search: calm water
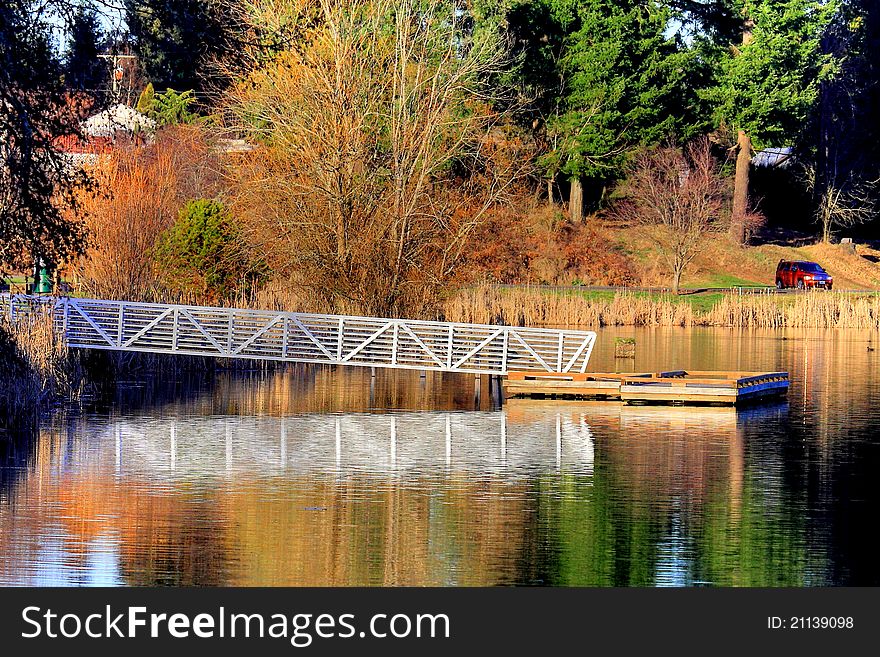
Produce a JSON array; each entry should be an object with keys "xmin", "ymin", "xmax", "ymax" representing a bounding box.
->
[{"xmin": 2, "ymin": 327, "xmax": 879, "ymax": 586}]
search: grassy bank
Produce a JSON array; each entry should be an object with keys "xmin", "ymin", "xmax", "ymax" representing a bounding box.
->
[
  {"xmin": 0, "ymin": 314, "xmax": 83, "ymax": 426},
  {"xmin": 445, "ymin": 286, "xmax": 880, "ymax": 329}
]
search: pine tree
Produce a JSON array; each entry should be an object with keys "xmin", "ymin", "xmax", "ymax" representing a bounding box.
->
[
  {"xmin": 705, "ymin": 0, "xmax": 836, "ymax": 242},
  {"xmin": 541, "ymin": 0, "xmax": 698, "ymax": 220},
  {"xmin": 124, "ymin": 0, "xmax": 231, "ymax": 95},
  {"xmin": 64, "ymin": 3, "xmax": 105, "ymax": 93},
  {"xmin": 484, "ymin": 0, "xmax": 699, "ymax": 219}
]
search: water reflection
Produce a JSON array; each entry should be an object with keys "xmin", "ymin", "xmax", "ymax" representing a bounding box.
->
[
  {"xmin": 1, "ymin": 327, "xmax": 879, "ymax": 586},
  {"xmin": 2, "ymin": 401, "xmax": 794, "ymax": 586},
  {"xmin": 65, "ymin": 411, "xmax": 595, "ymax": 480}
]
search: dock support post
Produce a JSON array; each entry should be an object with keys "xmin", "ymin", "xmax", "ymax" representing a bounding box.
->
[
  {"xmin": 474, "ymin": 374, "xmax": 481, "ymax": 409},
  {"xmin": 171, "ymin": 422, "xmax": 177, "ymax": 470},
  {"xmin": 445, "ymin": 415, "xmax": 451, "ymax": 466},
  {"xmin": 491, "ymin": 375, "xmax": 504, "ymax": 406},
  {"xmin": 335, "ymin": 417, "xmax": 341, "ymax": 467}
]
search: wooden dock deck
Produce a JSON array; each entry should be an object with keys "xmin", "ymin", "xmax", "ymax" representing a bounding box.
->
[{"xmin": 502, "ymin": 370, "xmax": 789, "ymax": 406}]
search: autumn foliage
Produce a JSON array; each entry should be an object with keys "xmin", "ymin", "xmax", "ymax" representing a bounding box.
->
[
  {"xmin": 464, "ymin": 202, "xmax": 636, "ymax": 286},
  {"xmin": 71, "ymin": 127, "xmax": 220, "ymax": 300}
]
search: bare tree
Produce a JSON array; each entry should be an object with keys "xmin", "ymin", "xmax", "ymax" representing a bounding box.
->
[
  {"xmin": 803, "ymin": 165, "xmax": 878, "ymax": 243},
  {"xmin": 622, "ymin": 138, "xmax": 727, "ymax": 294},
  {"xmin": 221, "ymin": 0, "xmax": 528, "ymax": 317}
]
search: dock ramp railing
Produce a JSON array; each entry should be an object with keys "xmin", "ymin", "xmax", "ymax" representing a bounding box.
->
[{"xmin": 1, "ymin": 296, "xmax": 598, "ymax": 375}]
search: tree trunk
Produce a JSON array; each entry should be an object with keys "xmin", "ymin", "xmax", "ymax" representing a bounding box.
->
[
  {"xmin": 730, "ymin": 129, "xmax": 751, "ymax": 244},
  {"xmin": 569, "ymin": 176, "xmax": 584, "ymax": 223},
  {"xmin": 547, "ymin": 177, "xmax": 554, "ymax": 204},
  {"xmin": 672, "ymin": 267, "xmax": 682, "ymax": 295},
  {"xmin": 822, "ymin": 209, "xmax": 832, "ymax": 243}
]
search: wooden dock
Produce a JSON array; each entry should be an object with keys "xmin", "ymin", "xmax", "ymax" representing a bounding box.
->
[{"xmin": 502, "ymin": 370, "xmax": 789, "ymax": 406}]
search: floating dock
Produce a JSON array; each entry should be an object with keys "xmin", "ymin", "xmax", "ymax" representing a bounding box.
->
[{"xmin": 502, "ymin": 370, "xmax": 789, "ymax": 406}]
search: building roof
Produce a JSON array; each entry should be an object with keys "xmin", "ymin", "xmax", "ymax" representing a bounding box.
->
[
  {"xmin": 752, "ymin": 146, "xmax": 793, "ymax": 169},
  {"xmin": 81, "ymin": 104, "xmax": 156, "ymax": 138}
]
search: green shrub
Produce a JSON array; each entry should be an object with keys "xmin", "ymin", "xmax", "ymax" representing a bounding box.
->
[
  {"xmin": 155, "ymin": 199, "xmax": 264, "ymax": 301},
  {"xmin": 137, "ymin": 85, "xmax": 198, "ymax": 127}
]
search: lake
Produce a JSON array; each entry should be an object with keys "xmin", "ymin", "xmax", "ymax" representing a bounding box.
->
[{"xmin": 1, "ymin": 327, "xmax": 878, "ymax": 586}]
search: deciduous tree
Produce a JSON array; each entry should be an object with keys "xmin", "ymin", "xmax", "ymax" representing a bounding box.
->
[
  {"xmin": 622, "ymin": 138, "xmax": 727, "ymax": 294},
  {"xmin": 224, "ymin": 0, "xmax": 527, "ymax": 316},
  {"xmin": 0, "ymin": 2, "xmax": 89, "ymax": 274}
]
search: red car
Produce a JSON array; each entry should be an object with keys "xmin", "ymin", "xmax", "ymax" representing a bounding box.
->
[{"xmin": 775, "ymin": 260, "xmax": 833, "ymax": 290}]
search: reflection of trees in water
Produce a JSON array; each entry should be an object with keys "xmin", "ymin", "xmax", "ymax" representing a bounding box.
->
[
  {"xmin": 4, "ymin": 401, "xmax": 812, "ymax": 587},
  {"xmin": 4, "ymin": 323, "xmax": 880, "ymax": 586},
  {"xmin": 104, "ymin": 365, "xmax": 497, "ymax": 418},
  {"xmin": 0, "ymin": 423, "xmax": 38, "ymax": 501},
  {"xmin": 0, "ymin": 409, "xmax": 587, "ymax": 586},
  {"xmin": 521, "ymin": 402, "xmax": 822, "ymax": 586},
  {"xmin": 0, "ymin": 427, "xmax": 229, "ymax": 586}
]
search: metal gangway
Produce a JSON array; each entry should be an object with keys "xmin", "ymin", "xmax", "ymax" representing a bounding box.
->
[{"xmin": 3, "ymin": 295, "xmax": 596, "ymax": 375}]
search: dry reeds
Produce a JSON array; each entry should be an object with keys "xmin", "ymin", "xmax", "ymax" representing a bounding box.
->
[
  {"xmin": 444, "ymin": 285, "xmax": 880, "ymax": 329},
  {"xmin": 705, "ymin": 292, "xmax": 880, "ymax": 329},
  {"xmin": 0, "ymin": 312, "xmax": 82, "ymax": 424},
  {"xmin": 444, "ymin": 286, "xmax": 695, "ymax": 327}
]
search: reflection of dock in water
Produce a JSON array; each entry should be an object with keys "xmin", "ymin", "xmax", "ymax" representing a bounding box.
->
[
  {"xmin": 95, "ymin": 410, "xmax": 596, "ymax": 481},
  {"xmin": 505, "ymin": 398, "xmax": 788, "ymax": 430}
]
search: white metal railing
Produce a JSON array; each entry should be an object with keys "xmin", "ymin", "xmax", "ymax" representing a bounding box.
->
[
  {"xmin": 0, "ymin": 293, "xmax": 55, "ymax": 322},
  {"xmin": 34, "ymin": 296, "xmax": 596, "ymax": 375}
]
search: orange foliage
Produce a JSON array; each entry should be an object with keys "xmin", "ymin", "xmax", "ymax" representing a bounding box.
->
[
  {"xmin": 72, "ymin": 127, "xmax": 220, "ymax": 300},
  {"xmin": 463, "ymin": 200, "xmax": 636, "ymax": 286}
]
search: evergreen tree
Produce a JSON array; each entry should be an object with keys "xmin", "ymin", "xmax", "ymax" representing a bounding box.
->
[
  {"xmin": 136, "ymin": 81, "xmax": 156, "ymax": 114},
  {"xmin": 698, "ymin": 0, "xmax": 836, "ymax": 242},
  {"xmin": 543, "ymin": 0, "xmax": 699, "ymax": 219},
  {"xmin": 478, "ymin": 0, "xmax": 699, "ymax": 219},
  {"xmin": 124, "ymin": 0, "xmax": 231, "ymax": 95},
  {"xmin": 64, "ymin": 2, "xmax": 105, "ymax": 93}
]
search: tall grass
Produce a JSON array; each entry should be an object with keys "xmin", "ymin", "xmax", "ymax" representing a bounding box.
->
[
  {"xmin": 445, "ymin": 285, "xmax": 880, "ymax": 329},
  {"xmin": 0, "ymin": 313, "xmax": 83, "ymax": 425},
  {"xmin": 445, "ymin": 286, "xmax": 696, "ymax": 327},
  {"xmin": 705, "ymin": 292, "xmax": 880, "ymax": 329}
]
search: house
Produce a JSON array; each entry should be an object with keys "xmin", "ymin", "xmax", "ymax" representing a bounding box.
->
[{"xmin": 55, "ymin": 104, "xmax": 156, "ymax": 166}]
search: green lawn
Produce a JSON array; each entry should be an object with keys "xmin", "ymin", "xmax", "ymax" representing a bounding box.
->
[
  {"xmin": 541, "ymin": 286, "xmax": 730, "ymax": 314},
  {"xmin": 675, "ymin": 292, "xmax": 726, "ymax": 313},
  {"xmin": 682, "ymin": 272, "xmax": 766, "ymax": 289}
]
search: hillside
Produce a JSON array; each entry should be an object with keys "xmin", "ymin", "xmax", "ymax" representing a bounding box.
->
[{"xmin": 606, "ymin": 226, "xmax": 880, "ymax": 290}]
